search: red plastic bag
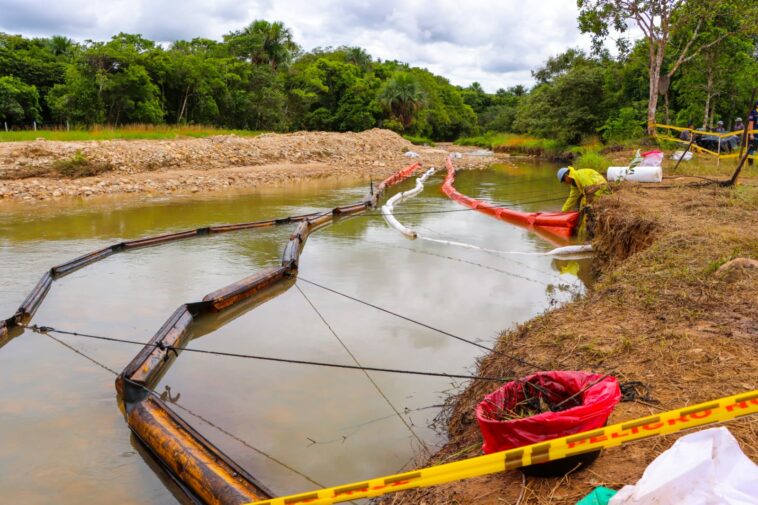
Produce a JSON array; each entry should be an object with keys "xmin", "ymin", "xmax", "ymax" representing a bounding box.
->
[{"xmin": 476, "ymin": 371, "xmax": 620, "ymax": 454}]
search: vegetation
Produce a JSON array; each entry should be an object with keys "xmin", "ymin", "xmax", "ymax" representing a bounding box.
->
[
  {"xmin": 0, "ymin": 26, "xmax": 477, "ymax": 141},
  {"xmin": 0, "ymin": 125, "xmax": 263, "ymax": 142},
  {"xmin": 456, "ymin": 133, "xmax": 562, "ymax": 158},
  {"xmin": 51, "ymin": 150, "xmax": 113, "ymax": 178},
  {"xmin": 1, "ymin": 3, "xmax": 756, "ymax": 147}
]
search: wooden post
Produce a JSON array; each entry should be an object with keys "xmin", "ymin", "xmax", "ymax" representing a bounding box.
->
[
  {"xmin": 3, "ymin": 121, "xmax": 7, "ymax": 132},
  {"xmin": 66, "ymin": 120, "xmax": 70, "ymax": 132},
  {"xmin": 33, "ymin": 121, "xmax": 37, "ymax": 131}
]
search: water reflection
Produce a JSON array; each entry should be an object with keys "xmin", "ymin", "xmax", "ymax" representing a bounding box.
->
[{"xmin": 0, "ymin": 160, "xmax": 589, "ymax": 504}]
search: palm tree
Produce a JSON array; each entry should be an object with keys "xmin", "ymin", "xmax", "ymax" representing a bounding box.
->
[
  {"xmin": 378, "ymin": 73, "xmax": 425, "ymax": 130},
  {"xmin": 47, "ymin": 35, "xmax": 74, "ymax": 58},
  {"xmin": 226, "ymin": 21, "xmax": 299, "ymax": 69}
]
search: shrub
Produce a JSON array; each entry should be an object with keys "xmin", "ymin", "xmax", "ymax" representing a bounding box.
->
[
  {"xmin": 52, "ymin": 150, "xmax": 113, "ymax": 178},
  {"xmin": 574, "ymin": 151, "xmax": 611, "ymax": 171},
  {"xmin": 598, "ymin": 107, "xmax": 645, "ymax": 142}
]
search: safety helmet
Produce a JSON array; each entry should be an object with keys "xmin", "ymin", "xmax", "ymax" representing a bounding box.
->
[
  {"xmin": 557, "ymin": 167, "xmax": 570, "ymax": 182},
  {"xmin": 736, "ymin": 117, "xmax": 743, "ymax": 122},
  {"xmin": 717, "ymin": 120, "xmax": 723, "ymax": 125}
]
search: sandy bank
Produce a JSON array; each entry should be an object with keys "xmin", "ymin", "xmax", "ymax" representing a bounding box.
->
[{"xmin": 0, "ymin": 130, "xmax": 494, "ymax": 202}]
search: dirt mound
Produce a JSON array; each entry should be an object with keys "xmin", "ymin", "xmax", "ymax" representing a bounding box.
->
[
  {"xmin": 0, "ymin": 129, "xmax": 416, "ymax": 178},
  {"xmin": 0, "ymin": 131, "xmax": 497, "ymax": 201}
]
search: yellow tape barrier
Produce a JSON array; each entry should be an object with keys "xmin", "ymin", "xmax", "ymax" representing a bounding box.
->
[
  {"xmin": 654, "ymin": 123, "xmax": 753, "ymax": 139},
  {"xmin": 654, "ymin": 123, "xmax": 757, "ymax": 160},
  {"xmin": 249, "ymin": 390, "xmax": 758, "ymax": 505}
]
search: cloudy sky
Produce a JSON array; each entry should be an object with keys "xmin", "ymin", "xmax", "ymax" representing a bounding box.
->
[{"xmin": 0, "ymin": 0, "xmax": 594, "ymax": 91}]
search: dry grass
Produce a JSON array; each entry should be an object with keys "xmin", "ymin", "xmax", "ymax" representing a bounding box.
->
[{"xmin": 378, "ymin": 180, "xmax": 758, "ymax": 504}]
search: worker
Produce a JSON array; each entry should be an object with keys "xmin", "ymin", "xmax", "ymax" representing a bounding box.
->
[{"xmin": 557, "ymin": 166, "xmax": 610, "ymax": 239}]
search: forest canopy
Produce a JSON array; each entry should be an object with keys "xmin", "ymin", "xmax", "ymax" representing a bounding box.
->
[{"xmin": 1, "ymin": 8, "xmax": 756, "ymax": 144}]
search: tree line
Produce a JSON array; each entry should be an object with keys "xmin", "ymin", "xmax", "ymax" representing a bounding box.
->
[
  {"xmin": 1, "ymin": 2, "xmax": 756, "ymax": 144},
  {"xmin": 0, "ymin": 22, "xmax": 477, "ymax": 140}
]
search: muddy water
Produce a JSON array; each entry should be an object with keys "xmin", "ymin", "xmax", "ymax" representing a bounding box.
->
[{"xmin": 0, "ymin": 161, "xmax": 587, "ymax": 504}]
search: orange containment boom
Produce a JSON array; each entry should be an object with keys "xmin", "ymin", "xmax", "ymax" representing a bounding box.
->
[{"xmin": 442, "ymin": 157, "xmax": 578, "ymax": 242}]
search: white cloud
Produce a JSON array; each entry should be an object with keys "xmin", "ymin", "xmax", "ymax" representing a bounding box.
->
[{"xmin": 0, "ymin": 0, "xmax": 594, "ymax": 91}]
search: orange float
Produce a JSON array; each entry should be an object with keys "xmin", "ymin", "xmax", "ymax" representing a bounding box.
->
[{"xmin": 442, "ymin": 157, "xmax": 578, "ymax": 243}]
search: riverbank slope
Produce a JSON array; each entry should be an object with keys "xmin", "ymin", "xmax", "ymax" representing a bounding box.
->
[{"xmin": 381, "ymin": 179, "xmax": 758, "ymax": 504}]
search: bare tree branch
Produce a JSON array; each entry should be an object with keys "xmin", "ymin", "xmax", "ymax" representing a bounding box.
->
[
  {"xmin": 666, "ymin": 18, "xmax": 702, "ymax": 76},
  {"xmin": 669, "ymin": 32, "xmax": 731, "ymax": 76}
]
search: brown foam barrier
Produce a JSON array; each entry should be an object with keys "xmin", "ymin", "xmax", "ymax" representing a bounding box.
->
[{"xmin": 4, "ymin": 161, "xmax": 422, "ymax": 504}]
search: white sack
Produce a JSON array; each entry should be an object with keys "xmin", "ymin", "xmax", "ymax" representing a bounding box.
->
[{"xmin": 607, "ymin": 166, "xmax": 662, "ymax": 183}]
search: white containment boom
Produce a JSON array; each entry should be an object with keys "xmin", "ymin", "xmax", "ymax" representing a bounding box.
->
[
  {"xmin": 381, "ymin": 167, "xmax": 436, "ymax": 239},
  {"xmin": 607, "ymin": 166, "xmax": 662, "ymax": 183}
]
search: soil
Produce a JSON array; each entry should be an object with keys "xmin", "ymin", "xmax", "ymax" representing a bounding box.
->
[
  {"xmin": 378, "ymin": 179, "xmax": 758, "ymax": 505},
  {"xmin": 0, "ymin": 130, "xmax": 492, "ymax": 201}
]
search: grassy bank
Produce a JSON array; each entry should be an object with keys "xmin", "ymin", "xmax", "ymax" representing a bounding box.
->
[
  {"xmin": 0, "ymin": 125, "xmax": 264, "ymax": 142},
  {"xmin": 380, "ymin": 178, "xmax": 758, "ymax": 504},
  {"xmin": 455, "ymin": 132, "xmax": 563, "ymax": 158}
]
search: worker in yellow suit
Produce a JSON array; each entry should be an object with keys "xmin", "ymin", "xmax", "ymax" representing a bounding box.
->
[{"xmin": 557, "ymin": 166, "xmax": 610, "ymax": 239}]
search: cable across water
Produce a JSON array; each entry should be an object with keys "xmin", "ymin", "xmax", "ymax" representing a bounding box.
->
[{"xmin": 27, "ymin": 324, "xmax": 514, "ymax": 382}]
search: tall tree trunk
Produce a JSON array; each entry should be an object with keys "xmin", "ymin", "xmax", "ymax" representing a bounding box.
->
[
  {"xmin": 664, "ymin": 91, "xmax": 670, "ymax": 125},
  {"xmin": 703, "ymin": 67, "xmax": 714, "ymax": 128},
  {"xmin": 647, "ymin": 40, "xmax": 665, "ymax": 134},
  {"xmin": 178, "ymin": 83, "xmax": 191, "ymax": 124}
]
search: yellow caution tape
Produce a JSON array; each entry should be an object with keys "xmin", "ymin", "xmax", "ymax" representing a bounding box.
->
[
  {"xmin": 248, "ymin": 390, "xmax": 758, "ymax": 505},
  {"xmin": 653, "ymin": 134, "xmax": 757, "ymax": 160},
  {"xmin": 655, "ymin": 123, "xmax": 754, "ymax": 138}
]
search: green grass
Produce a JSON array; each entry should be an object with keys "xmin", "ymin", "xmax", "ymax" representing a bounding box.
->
[
  {"xmin": 574, "ymin": 150, "xmax": 611, "ymax": 171},
  {"xmin": 455, "ymin": 132, "xmax": 563, "ymax": 157},
  {"xmin": 52, "ymin": 150, "xmax": 113, "ymax": 178},
  {"xmin": 402, "ymin": 134, "xmax": 435, "ymax": 146},
  {"xmin": 0, "ymin": 124, "xmax": 265, "ymax": 142}
]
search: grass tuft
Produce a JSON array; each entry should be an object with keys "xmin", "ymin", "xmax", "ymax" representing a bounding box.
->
[{"xmin": 51, "ymin": 151, "xmax": 113, "ymax": 178}]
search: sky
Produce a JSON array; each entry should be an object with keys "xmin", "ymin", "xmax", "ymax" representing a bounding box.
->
[{"xmin": 0, "ymin": 0, "xmax": 595, "ymax": 92}]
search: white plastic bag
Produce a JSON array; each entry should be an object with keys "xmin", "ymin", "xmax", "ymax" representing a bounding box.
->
[
  {"xmin": 610, "ymin": 427, "xmax": 758, "ymax": 505},
  {"xmin": 639, "ymin": 150, "xmax": 664, "ymax": 167}
]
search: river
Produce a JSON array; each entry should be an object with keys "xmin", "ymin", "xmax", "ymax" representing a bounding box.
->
[{"xmin": 0, "ymin": 160, "xmax": 589, "ymax": 504}]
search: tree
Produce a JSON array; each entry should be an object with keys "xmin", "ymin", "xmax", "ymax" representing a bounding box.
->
[
  {"xmin": 0, "ymin": 76, "xmax": 41, "ymax": 124},
  {"xmin": 378, "ymin": 73, "xmax": 425, "ymax": 130},
  {"xmin": 513, "ymin": 52, "xmax": 610, "ymax": 144},
  {"xmin": 577, "ymin": 0, "xmax": 758, "ymax": 133},
  {"xmin": 225, "ymin": 21, "xmax": 299, "ymax": 69}
]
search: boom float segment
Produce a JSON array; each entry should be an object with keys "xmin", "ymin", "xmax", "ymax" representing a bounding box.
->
[
  {"xmin": 442, "ymin": 157, "xmax": 578, "ymax": 242},
  {"xmin": 3, "ymin": 161, "xmax": 422, "ymax": 504}
]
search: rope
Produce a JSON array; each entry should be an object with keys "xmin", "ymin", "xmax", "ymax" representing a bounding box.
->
[
  {"xmin": 39, "ymin": 328, "xmax": 327, "ymax": 488},
  {"xmin": 363, "ymin": 238, "xmax": 552, "ymax": 284},
  {"xmin": 295, "ymin": 278, "xmax": 547, "ymax": 372},
  {"xmin": 296, "ymin": 284, "xmax": 432, "ymax": 456},
  {"xmin": 27, "ymin": 325, "xmax": 511, "ymax": 382}
]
